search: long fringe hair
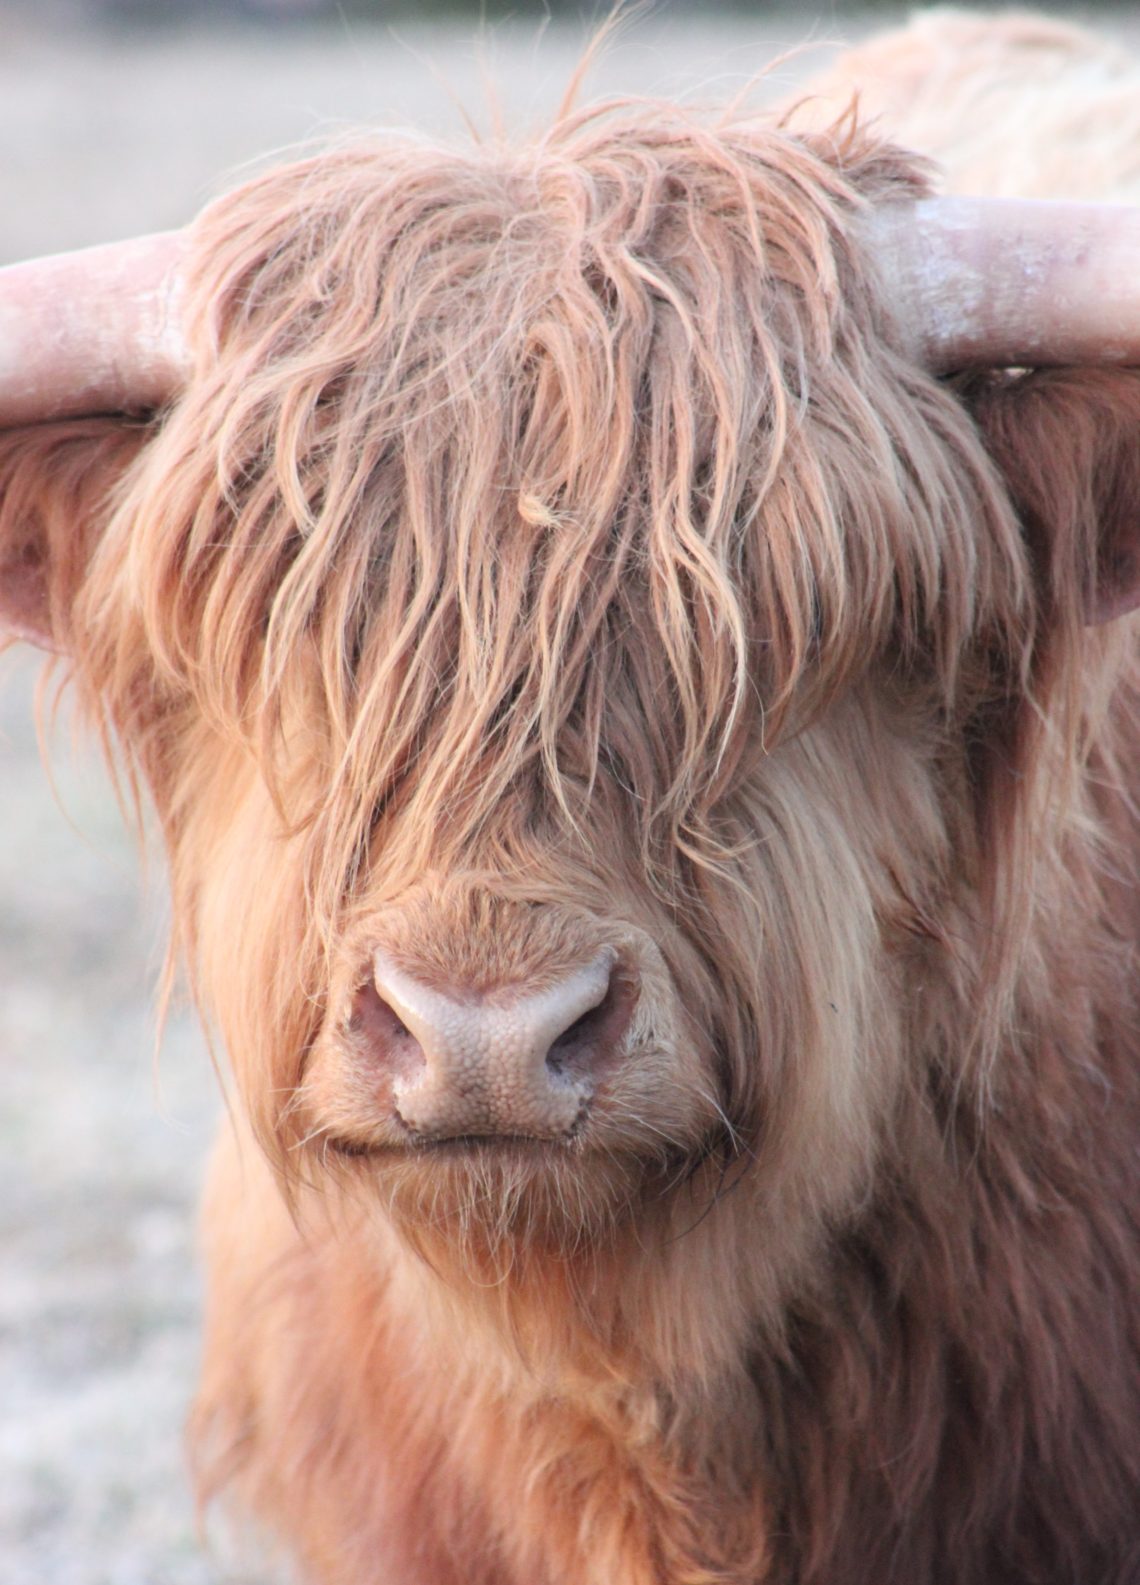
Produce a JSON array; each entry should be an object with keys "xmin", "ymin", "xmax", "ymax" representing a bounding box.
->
[{"xmin": 69, "ymin": 100, "xmax": 1043, "ymax": 1118}]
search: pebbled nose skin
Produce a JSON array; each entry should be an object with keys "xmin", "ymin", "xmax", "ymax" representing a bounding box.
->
[{"xmin": 364, "ymin": 948, "xmax": 629, "ymax": 1140}]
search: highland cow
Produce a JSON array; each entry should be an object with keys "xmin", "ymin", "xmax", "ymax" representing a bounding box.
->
[{"xmin": 1, "ymin": 13, "xmax": 1138, "ymax": 1584}]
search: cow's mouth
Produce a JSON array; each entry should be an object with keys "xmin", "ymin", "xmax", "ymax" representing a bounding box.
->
[
  {"xmin": 325, "ymin": 1130, "xmax": 584, "ymax": 1160},
  {"xmin": 318, "ymin": 1121, "xmax": 746, "ymax": 1274},
  {"xmin": 321, "ymin": 1117, "xmax": 735, "ymax": 1194}
]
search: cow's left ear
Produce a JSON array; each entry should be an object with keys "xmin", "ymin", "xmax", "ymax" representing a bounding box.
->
[
  {"xmin": 0, "ymin": 419, "xmax": 147, "ymax": 652},
  {"xmin": 967, "ymin": 367, "xmax": 1140, "ymax": 626}
]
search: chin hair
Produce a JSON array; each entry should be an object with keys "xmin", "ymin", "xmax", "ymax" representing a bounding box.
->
[{"xmin": 332, "ymin": 1137, "xmax": 685, "ymax": 1272}]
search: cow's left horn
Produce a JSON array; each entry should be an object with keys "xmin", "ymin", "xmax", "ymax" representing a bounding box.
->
[
  {"xmin": 0, "ymin": 231, "xmax": 188, "ymax": 426},
  {"xmin": 869, "ymin": 197, "xmax": 1140, "ymax": 373}
]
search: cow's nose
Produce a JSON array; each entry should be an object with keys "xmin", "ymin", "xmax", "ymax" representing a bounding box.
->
[{"xmin": 355, "ymin": 949, "xmax": 634, "ymax": 1140}]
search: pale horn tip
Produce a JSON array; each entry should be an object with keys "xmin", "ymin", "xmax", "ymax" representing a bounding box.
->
[{"xmin": 0, "ymin": 229, "xmax": 190, "ymax": 427}]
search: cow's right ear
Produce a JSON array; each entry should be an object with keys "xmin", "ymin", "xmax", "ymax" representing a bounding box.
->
[
  {"xmin": 0, "ymin": 419, "xmax": 148, "ymax": 652},
  {"xmin": 966, "ymin": 367, "xmax": 1140, "ymax": 628}
]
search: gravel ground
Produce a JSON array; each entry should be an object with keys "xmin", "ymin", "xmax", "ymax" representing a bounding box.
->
[{"xmin": 0, "ymin": 8, "xmax": 1134, "ymax": 1582}]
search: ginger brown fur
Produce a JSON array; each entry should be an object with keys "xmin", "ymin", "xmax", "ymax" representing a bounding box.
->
[{"xmin": 0, "ymin": 15, "xmax": 1137, "ymax": 1583}]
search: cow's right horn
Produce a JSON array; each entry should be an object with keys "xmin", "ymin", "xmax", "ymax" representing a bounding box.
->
[{"xmin": 0, "ymin": 231, "xmax": 188, "ymax": 426}]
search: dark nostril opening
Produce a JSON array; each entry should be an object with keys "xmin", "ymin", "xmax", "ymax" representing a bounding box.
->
[
  {"xmin": 550, "ymin": 1006, "xmax": 602, "ymax": 1053},
  {"xmin": 546, "ymin": 966, "xmax": 637, "ymax": 1078}
]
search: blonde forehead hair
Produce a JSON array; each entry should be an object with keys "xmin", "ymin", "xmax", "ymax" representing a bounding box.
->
[{"xmin": 90, "ymin": 98, "xmax": 1025, "ymax": 906}]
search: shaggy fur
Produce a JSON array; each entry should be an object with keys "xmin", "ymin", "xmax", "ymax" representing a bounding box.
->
[
  {"xmin": 1, "ymin": 13, "xmax": 1137, "ymax": 1584},
  {"xmin": 797, "ymin": 9, "xmax": 1140, "ymax": 200}
]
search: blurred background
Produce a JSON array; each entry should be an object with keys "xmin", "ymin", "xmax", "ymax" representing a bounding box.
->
[
  {"xmin": 0, "ymin": 3, "xmax": 1132, "ymax": 1582},
  {"xmin": 11, "ymin": 0, "xmax": 1120, "ymax": 22}
]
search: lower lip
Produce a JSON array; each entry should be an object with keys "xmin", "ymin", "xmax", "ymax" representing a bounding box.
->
[{"xmin": 326, "ymin": 1132, "xmax": 572, "ymax": 1160}]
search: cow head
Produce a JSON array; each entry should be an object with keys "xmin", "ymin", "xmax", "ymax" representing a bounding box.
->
[{"xmin": 3, "ymin": 106, "xmax": 1139, "ymax": 1346}]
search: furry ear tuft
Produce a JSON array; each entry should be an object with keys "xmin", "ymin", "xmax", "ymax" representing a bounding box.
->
[
  {"xmin": 968, "ymin": 366, "xmax": 1140, "ymax": 627},
  {"xmin": 0, "ymin": 419, "xmax": 148, "ymax": 651}
]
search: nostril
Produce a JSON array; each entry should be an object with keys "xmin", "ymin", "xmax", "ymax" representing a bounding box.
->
[
  {"xmin": 546, "ymin": 1001, "xmax": 607, "ymax": 1073},
  {"xmin": 548, "ymin": 1005, "xmax": 601, "ymax": 1059},
  {"xmin": 545, "ymin": 966, "xmax": 637, "ymax": 1079},
  {"xmin": 349, "ymin": 979, "xmax": 424, "ymax": 1079}
]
